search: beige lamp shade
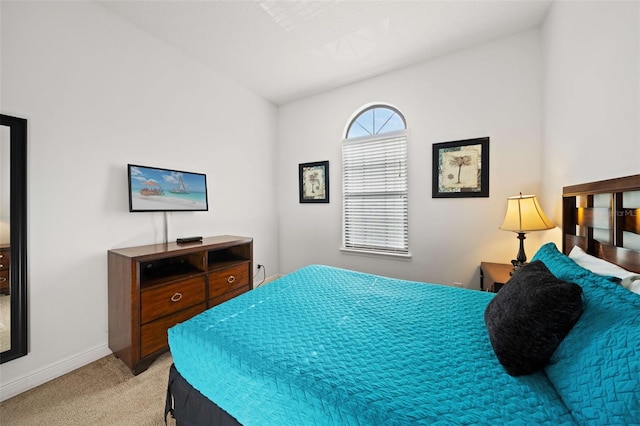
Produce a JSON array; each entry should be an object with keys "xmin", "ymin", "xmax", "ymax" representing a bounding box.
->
[{"xmin": 500, "ymin": 194, "xmax": 555, "ymax": 232}]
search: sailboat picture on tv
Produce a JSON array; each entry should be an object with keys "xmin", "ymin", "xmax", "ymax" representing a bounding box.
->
[{"xmin": 128, "ymin": 164, "xmax": 209, "ymax": 212}]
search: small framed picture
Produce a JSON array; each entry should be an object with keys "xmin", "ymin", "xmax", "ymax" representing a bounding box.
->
[
  {"xmin": 432, "ymin": 137, "xmax": 489, "ymax": 198},
  {"xmin": 299, "ymin": 161, "xmax": 329, "ymax": 203}
]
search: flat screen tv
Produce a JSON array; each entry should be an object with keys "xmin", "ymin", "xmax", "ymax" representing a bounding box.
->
[{"xmin": 128, "ymin": 164, "xmax": 209, "ymax": 212}]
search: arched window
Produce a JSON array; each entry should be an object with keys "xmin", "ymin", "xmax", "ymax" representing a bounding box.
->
[
  {"xmin": 342, "ymin": 104, "xmax": 409, "ymax": 256},
  {"xmin": 346, "ymin": 105, "xmax": 406, "ymax": 138}
]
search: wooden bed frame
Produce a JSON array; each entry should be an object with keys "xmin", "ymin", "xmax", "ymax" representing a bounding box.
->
[{"xmin": 562, "ymin": 174, "xmax": 640, "ymax": 273}]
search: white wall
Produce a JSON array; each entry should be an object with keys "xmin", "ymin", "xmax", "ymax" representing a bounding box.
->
[
  {"xmin": 277, "ymin": 30, "xmax": 548, "ymax": 287},
  {"xmin": 0, "ymin": 1, "xmax": 278, "ymax": 399},
  {"xmin": 541, "ymin": 0, "xmax": 640, "ymax": 238}
]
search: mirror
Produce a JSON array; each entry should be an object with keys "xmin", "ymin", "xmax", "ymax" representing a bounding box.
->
[{"xmin": 0, "ymin": 114, "xmax": 28, "ymax": 363}]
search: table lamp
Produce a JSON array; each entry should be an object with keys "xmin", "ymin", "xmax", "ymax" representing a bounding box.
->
[{"xmin": 500, "ymin": 193, "xmax": 555, "ymax": 270}]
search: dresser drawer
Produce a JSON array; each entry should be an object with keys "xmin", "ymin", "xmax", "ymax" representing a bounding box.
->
[
  {"xmin": 141, "ymin": 276, "xmax": 206, "ymax": 324},
  {"xmin": 0, "ymin": 269, "xmax": 9, "ymax": 293},
  {"xmin": 208, "ymin": 263, "xmax": 249, "ymax": 299},
  {"xmin": 140, "ymin": 303, "xmax": 206, "ymax": 358},
  {"xmin": 0, "ymin": 249, "xmax": 9, "ymax": 271},
  {"xmin": 209, "ymin": 284, "xmax": 249, "ymax": 307}
]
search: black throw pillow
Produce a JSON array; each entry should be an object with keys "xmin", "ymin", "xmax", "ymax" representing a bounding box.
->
[{"xmin": 484, "ymin": 260, "xmax": 583, "ymax": 376}]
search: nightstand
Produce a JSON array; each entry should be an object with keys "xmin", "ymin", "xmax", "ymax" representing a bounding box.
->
[{"xmin": 480, "ymin": 262, "xmax": 513, "ymax": 293}]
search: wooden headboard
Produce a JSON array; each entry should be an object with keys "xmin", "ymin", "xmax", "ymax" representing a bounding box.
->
[{"xmin": 563, "ymin": 174, "xmax": 640, "ymax": 273}]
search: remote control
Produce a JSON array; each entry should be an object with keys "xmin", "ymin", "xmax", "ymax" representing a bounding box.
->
[{"xmin": 176, "ymin": 236, "xmax": 203, "ymax": 244}]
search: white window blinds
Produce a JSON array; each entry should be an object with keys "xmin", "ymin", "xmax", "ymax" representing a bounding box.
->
[{"xmin": 342, "ymin": 131, "xmax": 408, "ymax": 254}]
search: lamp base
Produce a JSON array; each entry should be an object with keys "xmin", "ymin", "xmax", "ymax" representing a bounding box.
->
[
  {"xmin": 510, "ymin": 259, "xmax": 526, "ymax": 275},
  {"xmin": 510, "ymin": 232, "xmax": 528, "ymax": 274}
]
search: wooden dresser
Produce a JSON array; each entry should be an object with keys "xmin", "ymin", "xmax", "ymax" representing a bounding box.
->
[
  {"xmin": 108, "ymin": 235, "xmax": 253, "ymax": 374},
  {"xmin": 0, "ymin": 245, "xmax": 9, "ymax": 294}
]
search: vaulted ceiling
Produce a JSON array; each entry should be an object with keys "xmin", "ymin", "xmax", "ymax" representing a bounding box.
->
[{"xmin": 99, "ymin": 0, "xmax": 552, "ymax": 105}]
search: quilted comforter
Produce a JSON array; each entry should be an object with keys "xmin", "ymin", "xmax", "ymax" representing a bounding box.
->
[{"xmin": 169, "ymin": 263, "xmax": 586, "ymax": 425}]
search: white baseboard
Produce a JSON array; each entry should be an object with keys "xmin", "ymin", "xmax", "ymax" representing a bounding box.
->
[
  {"xmin": 0, "ymin": 344, "xmax": 112, "ymax": 402},
  {"xmin": 254, "ymin": 274, "xmax": 283, "ymax": 288}
]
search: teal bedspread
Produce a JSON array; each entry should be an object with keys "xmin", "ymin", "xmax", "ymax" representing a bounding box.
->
[{"xmin": 169, "ymin": 265, "xmax": 575, "ymax": 425}]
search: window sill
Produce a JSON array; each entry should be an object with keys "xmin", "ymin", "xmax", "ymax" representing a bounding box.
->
[{"xmin": 340, "ymin": 247, "xmax": 412, "ymax": 260}]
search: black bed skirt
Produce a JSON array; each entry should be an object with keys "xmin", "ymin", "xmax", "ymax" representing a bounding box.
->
[{"xmin": 165, "ymin": 363, "xmax": 242, "ymax": 426}]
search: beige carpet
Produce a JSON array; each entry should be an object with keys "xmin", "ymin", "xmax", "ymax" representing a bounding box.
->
[
  {"xmin": 0, "ymin": 352, "xmax": 177, "ymax": 426},
  {"xmin": 0, "ymin": 294, "xmax": 10, "ymax": 352}
]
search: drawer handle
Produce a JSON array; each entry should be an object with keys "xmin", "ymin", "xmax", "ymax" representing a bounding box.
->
[
  {"xmin": 227, "ymin": 275, "xmax": 236, "ymax": 284},
  {"xmin": 170, "ymin": 292, "xmax": 183, "ymax": 302},
  {"xmin": 0, "ymin": 278, "xmax": 5, "ymax": 283},
  {"xmin": 0, "ymin": 264, "xmax": 3, "ymax": 268}
]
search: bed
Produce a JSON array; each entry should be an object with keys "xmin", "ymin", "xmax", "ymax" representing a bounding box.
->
[{"xmin": 165, "ymin": 174, "xmax": 640, "ymax": 425}]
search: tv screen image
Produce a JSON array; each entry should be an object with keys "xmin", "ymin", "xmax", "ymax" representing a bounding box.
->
[{"xmin": 128, "ymin": 164, "xmax": 208, "ymax": 212}]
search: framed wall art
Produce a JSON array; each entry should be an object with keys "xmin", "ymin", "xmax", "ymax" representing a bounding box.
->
[
  {"xmin": 299, "ymin": 161, "xmax": 329, "ymax": 203},
  {"xmin": 432, "ymin": 137, "xmax": 489, "ymax": 198}
]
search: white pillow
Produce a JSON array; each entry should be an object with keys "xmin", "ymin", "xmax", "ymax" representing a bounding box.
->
[
  {"xmin": 568, "ymin": 245, "xmax": 635, "ymax": 280},
  {"xmin": 621, "ymin": 276, "xmax": 640, "ymax": 295}
]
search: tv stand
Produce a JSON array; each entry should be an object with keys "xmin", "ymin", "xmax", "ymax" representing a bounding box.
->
[{"xmin": 108, "ymin": 235, "xmax": 253, "ymax": 374}]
